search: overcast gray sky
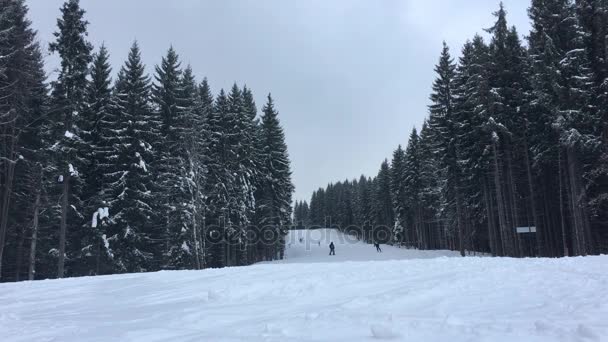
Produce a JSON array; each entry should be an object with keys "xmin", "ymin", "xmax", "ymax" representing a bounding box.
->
[{"xmin": 27, "ymin": 0, "xmax": 531, "ymax": 203}]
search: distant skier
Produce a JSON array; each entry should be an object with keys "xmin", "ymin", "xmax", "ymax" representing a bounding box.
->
[
  {"xmin": 374, "ymin": 242, "xmax": 382, "ymax": 253},
  {"xmin": 318, "ymin": 241, "xmax": 321, "ymax": 247},
  {"xmin": 329, "ymin": 242, "xmax": 335, "ymax": 256}
]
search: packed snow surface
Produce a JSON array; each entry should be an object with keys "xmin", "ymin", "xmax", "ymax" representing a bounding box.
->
[{"xmin": 1, "ymin": 229, "xmax": 606, "ymax": 342}]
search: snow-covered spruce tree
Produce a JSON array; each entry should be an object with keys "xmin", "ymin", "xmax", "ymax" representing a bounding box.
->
[
  {"xmin": 255, "ymin": 94, "xmax": 294, "ymax": 261},
  {"xmin": 0, "ymin": 0, "xmax": 49, "ymax": 281},
  {"xmin": 577, "ymin": 0, "xmax": 608, "ymax": 253},
  {"xmin": 11, "ymin": 46, "xmax": 49, "ymax": 282},
  {"xmin": 307, "ymin": 195, "xmax": 315, "ymax": 225},
  {"xmin": 427, "ymin": 42, "xmax": 466, "ymax": 256},
  {"xmin": 450, "ymin": 5, "xmax": 524, "ymax": 258},
  {"xmin": 452, "ymin": 36, "xmax": 497, "ymax": 254},
  {"xmin": 242, "ymin": 85, "xmax": 262, "ymax": 263},
  {"xmin": 205, "ymin": 89, "xmax": 235, "ymax": 268},
  {"xmin": 75, "ymin": 45, "xmax": 114, "ymax": 275},
  {"xmin": 402, "ymin": 128, "xmax": 423, "ymax": 249},
  {"xmin": 417, "ymin": 121, "xmax": 443, "ymax": 249},
  {"xmin": 332, "ymin": 181, "xmax": 346, "ymax": 228},
  {"xmin": 300, "ymin": 201, "xmax": 310, "ymax": 227},
  {"xmin": 177, "ymin": 66, "xmax": 208, "ymax": 270},
  {"xmin": 528, "ymin": 0, "xmax": 596, "ymax": 256},
  {"xmin": 226, "ymin": 84, "xmax": 256, "ymax": 266},
  {"xmin": 338, "ymin": 180, "xmax": 355, "ymax": 229},
  {"xmin": 323, "ymin": 183, "xmax": 337, "ymax": 226},
  {"xmin": 293, "ymin": 200, "xmax": 311, "ymax": 228},
  {"xmin": 196, "ymin": 78, "xmax": 213, "ymax": 267},
  {"xmin": 152, "ymin": 47, "xmax": 198, "ymax": 270},
  {"xmin": 353, "ymin": 176, "xmax": 373, "ymax": 238},
  {"xmin": 553, "ymin": 3, "xmax": 597, "ymax": 256},
  {"xmin": 486, "ymin": 4, "xmax": 537, "ymax": 257},
  {"xmin": 103, "ymin": 42, "xmax": 162, "ymax": 273},
  {"xmin": 48, "ymin": 0, "xmax": 93, "ymax": 278},
  {"xmin": 390, "ymin": 145, "xmax": 407, "ymax": 245},
  {"xmin": 371, "ymin": 160, "xmax": 393, "ymax": 240},
  {"xmin": 308, "ymin": 190, "xmax": 322, "ymax": 227}
]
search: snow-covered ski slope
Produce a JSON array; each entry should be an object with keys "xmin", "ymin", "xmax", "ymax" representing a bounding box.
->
[
  {"xmin": 1, "ymin": 229, "xmax": 607, "ymax": 342},
  {"xmin": 277, "ymin": 228, "xmax": 460, "ymax": 263}
]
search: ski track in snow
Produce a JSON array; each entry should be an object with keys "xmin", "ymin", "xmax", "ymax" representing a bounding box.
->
[{"xmin": 1, "ymin": 229, "xmax": 607, "ymax": 342}]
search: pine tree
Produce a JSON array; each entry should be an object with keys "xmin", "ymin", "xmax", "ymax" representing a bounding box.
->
[
  {"xmin": 152, "ymin": 47, "xmax": 198, "ymax": 269},
  {"xmin": 309, "ymin": 190, "xmax": 322, "ymax": 227},
  {"xmin": 555, "ymin": 3, "xmax": 596, "ymax": 255},
  {"xmin": 577, "ymin": 0, "xmax": 608, "ymax": 253},
  {"xmin": 528, "ymin": 0, "xmax": 596, "ymax": 256},
  {"xmin": 256, "ymin": 94, "xmax": 294, "ymax": 261},
  {"xmin": 452, "ymin": 36, "xmax": 496, "ymax": 254},
  {"xmin": 353, "ymin": 176, "xmax": 372, "ymax": 237},
  {"xmin": 428, "ymin": 42, "xmax": 465, "ymax": 256},
  {"xmin": 372, "ymin": 160, "xmax": 394, "ymax": 235},
  {"xmin": 242, "ymin": 85, "xmax": 262, "ymax": 263},
  {"xmin": 227, "ymin": 84, "xmax": 254, "ymax": 266},
  {"xmin": 481, "ymin": 4, "xmax": 532, "ymax": 257},
  {"xmin": 301, "ymin": 201, "xmax": 310, "ymax": 227},
  {"xmin": 403, "ymin": 128, "xmax": 423, "ymax": 248},
  {"xmin": 76, "ymin": 45, "xmax": 114, "ymax": 275},
  {"xmin": 178, "ymin": 66, "xmax": 207, "ymax": 270},
  {"xmin": 205, "ymin": 89, "xmax": 234, "ymax": 268},
  {"xmin": 48, "ymin": 0, "xmax": 93, "ymax": 278},
  {"xmin": 197, "ymin": 78, "xmax": 214, "ymax": 267},
  {"xmin": 0, "ymin": 0, "xmax": 49, "ymax": 280},
  {"xmin": 104, "ymin": 42, "xmax": 162, "ymax": 273},
  {"xmin": 390, "ymin": 146, "xmax": 407, "ymax": 244},
  {"xmin": 418, "ymin": 121, "xmax": 443, "ymax": 249}
]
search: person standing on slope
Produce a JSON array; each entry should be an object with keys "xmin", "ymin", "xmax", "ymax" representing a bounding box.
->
[
  {"xmin": 329, "ymin": 242, "xmax": 335, "ymax": 256},
  {"xmin": 374, "ymin": 242, "xmax": 382, "ymax": 253}
]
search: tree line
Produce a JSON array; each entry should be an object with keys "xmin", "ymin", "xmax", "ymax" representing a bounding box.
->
[
  {"xmin": 0, "ymin": 0, "xmax": 294, "ymax": 282},
  {"xmin": 300, "ymin": 0, "xmax": 608, "ymax": 258}
]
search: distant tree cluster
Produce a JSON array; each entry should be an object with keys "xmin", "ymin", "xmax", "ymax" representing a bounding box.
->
[
  {"xmin": 306, "ymin": 1, "xmax": 608, "ymax": 258},
  {"xmin": 293, "ymin": 200, "xmax": 310, "ymax": 228},
  {"xmin": 0, "ymin": 0, "xmax": 294, "ymax": 282}
]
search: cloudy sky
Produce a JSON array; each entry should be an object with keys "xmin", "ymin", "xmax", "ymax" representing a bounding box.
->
[{"xmin": 27, "ymin": 0, "xmax": 531, "ymax": 202}]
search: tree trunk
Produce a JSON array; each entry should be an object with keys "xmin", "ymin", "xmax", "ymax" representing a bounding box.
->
[
  {"xmin": 483, "ymin": 179, "xmax": 498, "ymax": 256},
  {"xmin": 0, "ymin": 132, "xmax": 17, "ymax": 280},
  {"xmin": 492, "ymin": 141, "xmax": 512, "ymax": 256},
  {"xmin": 566, "ymin": 146, "xmax": 593, "ymax": 256},
  {"xmin": 15, "ymin": 223, "xmax": 26, "ymax": 281},
  {"xmin": 28, "ymin": 192, "xmax": 41, "ymax": 281},
  {"xmin": 95, "ymin": 241, "xmax": 101, "ymax": 275},
  {"xmin": 523, "ymin": 135, "xmax": 540, "ymax": 257},
  {"xmin": 415, "ymin": 204, "xmax": 423, "ymax": 249},
  {"xmin": 192, "ymin": 208, "xmax": 201, "ymax": 270},
  {"xmin": 504, "ymin": 143, "xmax": 522, "ymax": 257},
  {"xmin": 58, "ymin": 172, "xmax": 70, "ymax": 278},
  {"xmin": 455, "ymin": 186, "xmax": 466, "ymax": 257},
  {"xmin": 558, "ymin": 149, "xmax": 569, "ymax": 257}
]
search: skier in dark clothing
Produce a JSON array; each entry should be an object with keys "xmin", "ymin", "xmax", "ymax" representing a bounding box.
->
[
  {"xmin": 374, "ymin": 242, "xmax": 382, "ymax": 253},
  {"xmin": 329, "ymin": 242, "xmax": 335, "ymax": 255}
]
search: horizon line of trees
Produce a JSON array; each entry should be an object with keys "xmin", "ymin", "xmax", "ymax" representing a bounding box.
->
[
  {"xmin": 0, "ymin": 0, "xmax": 294, "ymax": 282},
  {"xmin": 298, "ymin": 0, "xmax": 608, "ymax": 258}
]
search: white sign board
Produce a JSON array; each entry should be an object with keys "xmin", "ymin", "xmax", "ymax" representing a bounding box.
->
[{"xmin": 516, "ymin": 226, "xmax": 537, "ymax": 233}]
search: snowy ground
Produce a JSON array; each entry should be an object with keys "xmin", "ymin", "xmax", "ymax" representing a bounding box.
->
[{"xmin": 1, "ymin": 229, "xmax": 607, "ymax": 342}]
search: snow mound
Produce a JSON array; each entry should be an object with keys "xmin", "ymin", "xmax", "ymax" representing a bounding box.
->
[{"xmin": 371, "ymin": 324, "xmax": 400, "ymax": 339}]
